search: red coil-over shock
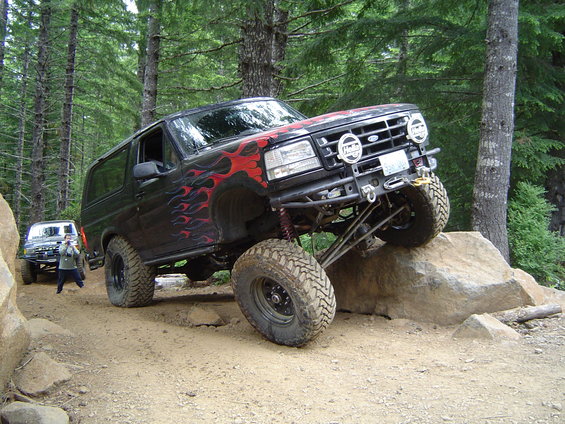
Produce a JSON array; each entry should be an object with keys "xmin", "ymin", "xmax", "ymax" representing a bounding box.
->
[{"xmin": 279, "ymin": 208, "xmax": 297, "ymax": 241}]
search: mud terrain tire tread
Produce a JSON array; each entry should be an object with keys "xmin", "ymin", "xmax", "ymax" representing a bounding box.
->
[
  {"xmin": 231, "ymin": 239, "xmax": 336, "ymax": 347},
  {"xmin": 105, "ymin": 236, "xmax": 156, "ymax": 307},
  {"xmin": 377, "ymin": 172, "xmax": 450, "ymax": 247},
  {"xmin": 21, "ymin": 259, "xmax": 37, "ymax": 284}
]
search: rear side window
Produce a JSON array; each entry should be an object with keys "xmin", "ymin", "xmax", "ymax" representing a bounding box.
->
[{"xmin": 85, "ymin": 148, "xmax": 128, "ymax": 204}]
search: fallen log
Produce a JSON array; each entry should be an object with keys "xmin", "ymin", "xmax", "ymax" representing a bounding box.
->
[{"xmin": 493, "ymin": 304, "xmax": 562, "ymax": 324}]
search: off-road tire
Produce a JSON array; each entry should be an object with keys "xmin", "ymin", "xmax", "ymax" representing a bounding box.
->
[
  {"xmin": 77, "ymin": 253, "xmax": 87, "ymax": 280},
  {"xmin": 375, "ymin": 173, "xmax": 449, "ymax": 247},
  {"xmin": 21, "ymin": 260, "xmax": 37, "ymax": 284},
  {"xmin": 231, "ymin": 239, "xmax": 336, "ymax": 347},
  {"xmin": 104, "ymin": 236, "xmax": 156, "ymax": 307}
]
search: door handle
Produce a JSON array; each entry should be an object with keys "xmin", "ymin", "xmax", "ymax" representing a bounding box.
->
[{"xmin": 135, "ymin": 191, "xmax": 145, "ymax": 199}]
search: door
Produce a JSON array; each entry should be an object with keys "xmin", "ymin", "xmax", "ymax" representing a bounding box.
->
[{"xmin": 134, "ymin": 126, "xmax": 187, "ymax": 258}]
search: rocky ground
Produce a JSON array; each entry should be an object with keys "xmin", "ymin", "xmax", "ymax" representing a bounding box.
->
[{"xmin": 4, "ymin": 267, "xmax": 565, "ymax": 424}]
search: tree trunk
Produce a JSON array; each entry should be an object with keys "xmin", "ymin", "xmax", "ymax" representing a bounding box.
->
[
  {"xmin": 13, "ymin": 18, "xmax": 32, "ymax": 228},
  {"xmin": 471, "ymin": 0, "xmax": 519, "ymax": 262},
  {"xmin": 135, "ymin": 24, "xmax": 147, "ymax": 132},
  {"xmin": 546, "ymin": 35, "xmax": 565, "ymax": 236},
  {"xmin": 240, "ymin": 0, "xmax": 288, "ymax": 98},
  {"xmin": 0, "ymin": 0, "xmax": 8, "ymax": 88},
  {"xmin": 397, "ymin": 0, "xmax": 409, "ymax": 77},
  {"xmin": 493, "ymin": 304, "xmax": 562, "ymax": 324},
  {"xmin": 140, "ymin": 0, "xmax": 161, "ymax": 128},
  {"xmin": 546, "ymin": 156, "xmax": 564, "ymax": 237},
  {"xmin": 29, "ymin": 0, "xmax": 52, "ymax": 224},
  {"xmin": 271, "ymin": 3, "xmax": 288, "ymax": 97},
  {"xmin": 57, "ymin": 4, "xmax": 79, "ymax": 215},
  {"xmin": 240, "ymin": 1, "xmax": 274, "ymax": 97}
]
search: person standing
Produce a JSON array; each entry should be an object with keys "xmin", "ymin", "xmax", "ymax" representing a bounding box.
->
[{"xmin": 57, "ymin": 233, "xmax": 84, "ymax": 294}]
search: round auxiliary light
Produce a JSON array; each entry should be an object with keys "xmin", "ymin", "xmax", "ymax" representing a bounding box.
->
[
  {"xmin": 406, "ymin": 113, "xmax": 428, "ymax": 144},
  {"xmin": 337, "ymin": 133, "xmax": 363, "ymax": 165}
]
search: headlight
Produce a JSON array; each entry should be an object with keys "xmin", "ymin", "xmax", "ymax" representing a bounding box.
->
[
  {"xmin": 265, "ymin": 140, "xmax": 321, "ymax": 180},
  {"xmin": 407, "ymin": 113, "xmax": 428, "ymax": 144}
]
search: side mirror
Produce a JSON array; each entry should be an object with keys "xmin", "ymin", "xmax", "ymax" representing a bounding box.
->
[{"xmin": 133, "ymin": 162, "xmax": 161, "ymax": 180}]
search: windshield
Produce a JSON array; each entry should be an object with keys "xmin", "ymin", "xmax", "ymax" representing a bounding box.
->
[
  {"xmin": 168, "ymin": 100, "xmax": 305, "ymax": 154},
  {"xmin": 28, "ymin": 222, "xmax": 77, "ymax": 239}
]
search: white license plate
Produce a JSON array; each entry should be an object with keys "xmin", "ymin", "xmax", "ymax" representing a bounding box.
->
[{"xmin": 379, "ymin": 150, "xmax": 410, "ymax": 176}]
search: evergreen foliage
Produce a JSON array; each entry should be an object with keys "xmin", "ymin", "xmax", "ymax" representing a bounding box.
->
[
  {"xmin": 0, "ymin": 0, "xmax": 562, "ymax": 282},
  {"xmin": 508, "ymin": 182, "xmax": 564, "ymax": 286}
]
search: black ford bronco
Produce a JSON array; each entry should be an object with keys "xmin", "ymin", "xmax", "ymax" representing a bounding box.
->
[
  {"xmin": 80, "ymin": 97, "xmax": 449, "ymax": 346},
  {"xmin": 20, "ymin": 220, "xmax": 86, "ymax": 284}
]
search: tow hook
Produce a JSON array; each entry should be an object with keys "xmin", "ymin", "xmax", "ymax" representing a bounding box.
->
[
  {"xmin": 361, "ymin": 184, "xmax": 377, "ymax": 203},
  {"xmin": 412, "ymin": 167, "xmax": 431, "ymax": 187}
]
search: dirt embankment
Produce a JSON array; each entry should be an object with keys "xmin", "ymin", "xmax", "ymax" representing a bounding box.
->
[{"xmin": 10, "ymin": 269, "xmax": 565, "ymax": 424}]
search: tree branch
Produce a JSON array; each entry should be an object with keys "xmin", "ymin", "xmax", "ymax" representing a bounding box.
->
[
  {"xmin": 287, "ymin": 73, "xmax": 346, "ymax": 97},
  {"xmin": 162, "ymin": 38, "xmax": 242, "ymax": 62},
  {"xmin": 165, "ymin": 79, "xmax": 242, "ymax": 93},
  {"xmin": 282, "ymin": 0, "xmax": 356, "ymax": 26}
]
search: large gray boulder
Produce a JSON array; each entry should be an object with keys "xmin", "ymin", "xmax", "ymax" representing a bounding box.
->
[
  {"xmin": 326, "ymin": 232, "xmax": 549, "ymax": 325},
  {"xmin": 0, "ymin": 193, "xmax": 20, "ymax": 276},
  {"xmin": 0, "ymin": 194, "xmax": 30, "ymax": 396}
]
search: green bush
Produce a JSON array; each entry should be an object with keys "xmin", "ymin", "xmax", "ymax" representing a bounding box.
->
[
  {"xmin": 211, "ymin": 270, "xmax": 231, "ymax": 286},
  {"xmin": 300, "ymin": 232, "xmax": 337, "ymax": 256},
  {"xmin": 508, "ymin": 182, "xmax": 565, "ymax": 287},
  {"xmin": 59, "ymin": 201, "xmax": 81, "ymax": 223}
]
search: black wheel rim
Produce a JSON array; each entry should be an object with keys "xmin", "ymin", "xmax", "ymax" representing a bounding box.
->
[
  {"xmin": 111, "ymin": 255, "xmax": 125, "ymax": 291},
  {"xmin": 251, "ymin": 277, "xmax": 294, "ymax": 325}
]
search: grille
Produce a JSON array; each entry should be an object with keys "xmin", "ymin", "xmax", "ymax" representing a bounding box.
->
[
  {"xmin": 35, "ymin": 246, "xmax": 58, "ymax": 257},
  {"xmin": 313, "ymin": 113, "xmax": 411, "ymax": 170}
]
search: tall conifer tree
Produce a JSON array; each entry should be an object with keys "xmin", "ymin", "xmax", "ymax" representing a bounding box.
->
[{"xmin": 472, "ymin": 0, "xmax": 519, "ymax": 261}]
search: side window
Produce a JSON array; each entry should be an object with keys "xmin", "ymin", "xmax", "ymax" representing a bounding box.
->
[
  {"xmin": 139, "ymin": 128, "xmax": 179, "ymax": 172},
  {"xmin": 86, "ymin": 148, "xmax": 128, "ymax": 204},
  {"xmin": 62, "ymin": 224, "xmax": 76, "ymax": 235}
]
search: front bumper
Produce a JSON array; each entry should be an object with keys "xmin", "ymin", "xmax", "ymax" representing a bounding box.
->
[
  {"xmin": 270, "ymin": 148, "xmax": 439, "ymax": 209},
  {"xmin": 21, "ymin": 254, "xmax": 59, "ymax": 265}
]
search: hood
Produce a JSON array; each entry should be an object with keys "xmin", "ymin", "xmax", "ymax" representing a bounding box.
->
[{"xmin": 242, "ymin": 103, "xmax": 416, "ymax": 145}]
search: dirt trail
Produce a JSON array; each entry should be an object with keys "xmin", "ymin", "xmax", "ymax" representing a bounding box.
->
[{"xmin": 12, "ymin": 268, "xmax": 565, "ymax": 424}]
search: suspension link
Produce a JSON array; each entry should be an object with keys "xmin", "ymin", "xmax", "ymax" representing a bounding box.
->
[{"xmin": 318, "ymin": 203, "xmax": 408, "ymax": 268}]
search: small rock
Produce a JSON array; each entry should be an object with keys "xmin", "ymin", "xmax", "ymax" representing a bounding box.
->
[
  {"xmin": 0, "ymin": 401, "xmax": 69, "ymax": 424},
  {"xmin": 534, "ymin": 348, "xmax": 543, "ymax": 354},
  {"xmin": 186, "ymin": 307, "xmax": 225, "ymax": 327},
  {"xmin": 14, "ymin": 352, "xmax": 72, "ymax": 396},
  {"xmin": 78, "ymin": 386, "xmax": 89, "ymax": 394},
  {"xmin": 28, "ymin": 319, "xmax": 73, "ymax": 339},
  {"xmin": 453, "ymin": 314, "xmax": 520, "ymax": 341}
]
